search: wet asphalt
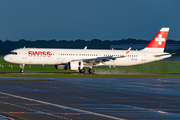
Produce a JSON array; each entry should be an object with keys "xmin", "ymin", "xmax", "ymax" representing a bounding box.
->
[{"xmin": 0, "ymin": 77, "xmax": 180, "ymax": 120}]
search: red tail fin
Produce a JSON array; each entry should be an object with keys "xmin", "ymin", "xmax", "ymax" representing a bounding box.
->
[{"xmin": 142, "ymin": 28, "xmax": 169, "ymax": 52}]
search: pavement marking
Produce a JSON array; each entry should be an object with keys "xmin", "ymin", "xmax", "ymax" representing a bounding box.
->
[
  {"xmin": 0, "ymin": 91, "xmax": 125, "ymax": 120},
  {"xmin": 26, "ymin": 104, "xmax": 39, "ymax": 105},
  {"xmin": 65, "ymin": 113, "xmax": 80, "ymax": 115},
  {"xmin": 0, "ymin": 114, "xmax": 14, "ymax": 120},
  {"xmin": 9, "ymin": 112, "xmax": 24, "ymax": 114},
  {"xmin": 0, "ymin": 97, "xmax": 8, "ymax": 98},
  {"xmin": 1, "ymin": 101, "xmax": 70, "ymax": 120}
]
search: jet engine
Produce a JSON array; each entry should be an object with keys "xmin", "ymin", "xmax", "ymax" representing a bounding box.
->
[
  {"xmin": 68, "ymin": 61, "xmax": 84, "ymax": 70},
  {"xmin": 55, "ymin": 64, "xmax": 68, "ymax": 70}
]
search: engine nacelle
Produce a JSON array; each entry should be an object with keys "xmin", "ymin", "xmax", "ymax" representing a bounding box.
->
[
  {"xmin": 68, "ymin": 61, "xmax": 84, "ymax": 70},
  {"xmin": 55, "ymin": 64, "xmax": 68, "ymax": 70}
]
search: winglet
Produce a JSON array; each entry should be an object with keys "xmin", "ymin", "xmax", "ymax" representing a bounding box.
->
[
  {"xmin": 120, "ymin": 47, "xmax": 131, "ymax": 58},
  {"xmin": 126, "ymin": 47, "xmax": 131, "ymax": 54}
]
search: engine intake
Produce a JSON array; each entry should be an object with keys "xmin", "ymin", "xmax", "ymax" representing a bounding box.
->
[
  {"xmin": 55, "ymin": 64, "xmax": 68, "ymax": 70},
  {"xmin": 68, "ymin": 61, "xmax": 84, "ymax": 70}
]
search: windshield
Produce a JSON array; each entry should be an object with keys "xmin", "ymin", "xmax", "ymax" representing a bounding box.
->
[{"xmin": 10, "ymin": 52, "xmax": 17, "ymax": 55}]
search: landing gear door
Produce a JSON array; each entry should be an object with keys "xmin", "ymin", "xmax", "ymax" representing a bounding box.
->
[{"xmin": 141, "ymin": 52, "xmax": 146, "ymax": 61}]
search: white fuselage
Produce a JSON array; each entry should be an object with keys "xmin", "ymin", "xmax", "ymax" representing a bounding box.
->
[{"xmin": 4, "ymin": 48, "xmax": 171, "ymax": 67}]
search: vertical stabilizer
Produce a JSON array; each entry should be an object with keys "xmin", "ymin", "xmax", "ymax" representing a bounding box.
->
[{"xmin": 142, "ymin": 27, "xmax": 169, "ymax": 52}]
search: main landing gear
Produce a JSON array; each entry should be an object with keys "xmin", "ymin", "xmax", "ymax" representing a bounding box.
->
[
  {"xmin": 79, "ymin": 68, "xmax": 85, "ymax": 73},
  {"xmin": 88, "ymin": 68, "xmax": 95, "ymax": 74},
  {"xmin": 79, "ymin": 68, "xmax": 95, "ymax": 74}
]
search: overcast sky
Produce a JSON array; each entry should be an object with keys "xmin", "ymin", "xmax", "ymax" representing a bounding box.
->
[{"xmin": 0, "ymin": 0, "xmax": 179, "ymax": 41}]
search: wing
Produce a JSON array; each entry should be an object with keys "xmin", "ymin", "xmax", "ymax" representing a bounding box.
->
[
  {"xmin": 71, "ymin": 56, "xmax": 124, "ymax": 66},
  {"xmin": 71, "ymin": 47, "xmax": 131, "ymax": 66}
]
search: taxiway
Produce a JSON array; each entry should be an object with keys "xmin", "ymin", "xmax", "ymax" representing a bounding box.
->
[{"xmin": 0, "ymin": 77, "xmax": 180, "ymax": 120}]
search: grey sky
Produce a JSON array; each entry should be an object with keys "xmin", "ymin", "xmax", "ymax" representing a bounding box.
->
[{"xmin": 0, "ymin": 0, "xmax": 179, "ymax": 41}]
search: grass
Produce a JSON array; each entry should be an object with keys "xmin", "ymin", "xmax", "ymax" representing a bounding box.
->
[
  {"xmin": 0, "ymin": 55, "xmax": 76, "ymax": 73},
  {"xmin": 1, "ymin": 55, "xmax": 180, "ymax": 77},
  {"xmin": 94, "ymin": 61, "xmax": 180, "ymax": 73}
]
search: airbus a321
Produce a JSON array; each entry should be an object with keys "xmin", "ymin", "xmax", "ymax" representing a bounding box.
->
[{"xmin": 4, "ymin": 28, "xmax": 171, "ymax": 73}]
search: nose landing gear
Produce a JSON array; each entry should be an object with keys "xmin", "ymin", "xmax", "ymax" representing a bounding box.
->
[
  {"xmin": 19, "ymin": 64, "xmax": 25, "ymax": 73},
  {"xmin": 20, "ymin": 69, "xmax": 24, "ymax": 73}
]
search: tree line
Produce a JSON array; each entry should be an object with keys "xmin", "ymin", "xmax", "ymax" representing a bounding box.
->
[{"xmin": 0, "ymin": 38, "xmax": 180, "ymax": 55}]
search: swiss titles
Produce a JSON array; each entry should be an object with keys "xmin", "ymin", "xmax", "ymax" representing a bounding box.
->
[{"xmin": 28, "ymin": 51, "xmax": 51, "ymax": 57}]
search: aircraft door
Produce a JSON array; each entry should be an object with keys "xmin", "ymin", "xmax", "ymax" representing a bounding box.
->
[
  {"xmin": 22, "ymin": 50, "xmax": 27, "ymax": 59},
  {"xmin": 56, "ymin": 51, "xmax": 60, "ymax": 59},
  {"xmin": 141, "ymin": 52, "xmax": 146, "ymax": 61}
]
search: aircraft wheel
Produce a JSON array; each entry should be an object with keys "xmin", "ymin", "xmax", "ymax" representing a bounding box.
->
[
  {"xmin": 88, "ymin": 68, "xmax": 95, "ymax": 74},
  {"xmin": 20, "ymin": 69, "xmax": 24, "ymax": 73},
  {"xmin": 79, "ymin": 68, "xmax": 85, "ymax": 73}
]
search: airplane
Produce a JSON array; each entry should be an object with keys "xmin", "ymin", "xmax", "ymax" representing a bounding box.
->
[{"xmin": 3, "ymin": 27, "xmax": 171, "ymax": 74}]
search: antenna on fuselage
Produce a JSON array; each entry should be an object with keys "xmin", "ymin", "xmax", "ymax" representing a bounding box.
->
[
  {"xmin": 84, "ymin": 46, "xmax": 87, "ymax": 49},
  {"xmin": 24, "ymin": 46, "xmax": 26, "ymax": 48}
]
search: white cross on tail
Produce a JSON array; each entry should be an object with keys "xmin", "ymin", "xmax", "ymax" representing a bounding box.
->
[{"xmin": 155, "ymin": 34, "xmax": 165, "ymax": 45}]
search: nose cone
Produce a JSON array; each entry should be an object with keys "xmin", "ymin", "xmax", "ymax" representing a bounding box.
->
[
  {"xmin": 3, "ymin": 55, "xmax": 12, "ymax": 63},
  {"xmin": 3, "ymin": 55, "xmax": 8, "ymax": 62}
]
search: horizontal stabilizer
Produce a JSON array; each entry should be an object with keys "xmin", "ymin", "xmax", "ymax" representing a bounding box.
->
[{"xmin": 154, "ymin": 53, "xmax": 172, "ymax": 57}]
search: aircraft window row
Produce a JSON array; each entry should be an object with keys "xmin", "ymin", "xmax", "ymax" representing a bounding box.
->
[
  {"xmin": 104, "ymin": 55, "xmax": 123, "ymax": 57},
  {"xmin": 10, "ymin": 52, "xmax": 17, "ymax": 55},
  {"xmin": 61, "ymin": 54, "xmax": 75, "ymax": 56},
  {"xmin": 127, "ymin": 55, "xmax": 138, "ymax": 57},
  {"xmin": 61, "ymin": 54, "xmax": 98, "ymax": 56},
  {"xmin": 79, "ymin": 54, "xmax": 98, "ymax": 56},
  {"xmin": 59, "ymin": 54, "xmax": 138, "ymax": 57},
  {"xmin": 104, "ymin": 54, "xmax": 138, "ymax": 57}
]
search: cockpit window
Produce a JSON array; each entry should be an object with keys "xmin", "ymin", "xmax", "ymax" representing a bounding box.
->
[{"xmin": 10, "ymin": 52, "xmax": 17, "ymax": 55}]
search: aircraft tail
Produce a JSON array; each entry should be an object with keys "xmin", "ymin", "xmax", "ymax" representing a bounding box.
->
[{"xmin": 142, "ymin": 27, "xmax": 169, "ymax": 52}]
